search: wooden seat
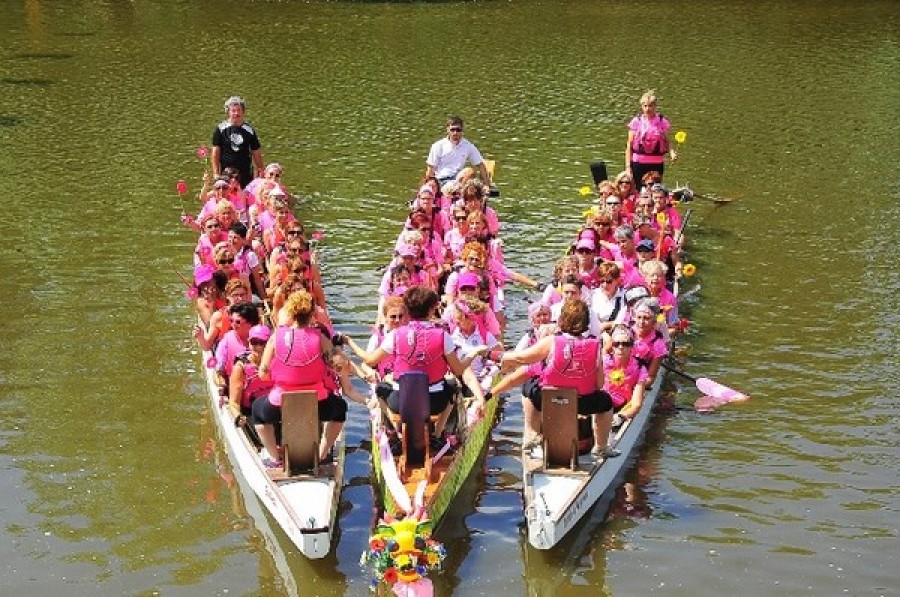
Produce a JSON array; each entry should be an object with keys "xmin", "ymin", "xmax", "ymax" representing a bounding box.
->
[
  {"xmin": 541, "ymin": 386, "xmax": 579, "ymax": 471},
  {"xmin": 397, "ymin": 373, "xmax": 432, "ymax": 482},
  {"xmin": 281, "ymin": 390, "xmax": 320, "ymax": 475}
]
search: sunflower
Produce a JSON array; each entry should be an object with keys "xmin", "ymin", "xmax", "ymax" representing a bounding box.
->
[
  {"xmin": 579, "ymin": 185, "xmax": 593, "ymax": 196},
  {"xmin": 674, "ymin": 130, "xmax": 687, "ymax": 144},
  {"xmin": 682, "ymin": 263, "xmax": 697, "ymax": 277}
]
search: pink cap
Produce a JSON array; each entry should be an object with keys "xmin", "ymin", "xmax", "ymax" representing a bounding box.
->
[
  {"xmin": 457, "ymin": 272, "xmax": 481, "ymax": 289},
  {"xmin": 397, "ymin": 243, "xmax": 417, "ymax": 257},
  {"xmin": 249, "ymin": 325, "xmax": 271, "ymax": 342},
  {"xmin": 575, "ymin": 238, "xmax": 595, "ymax": 251},
  {"xmin": 193, "ymin": 264, "xmax": 215, "ymax": 286},
  {"xmin": 528, "ymin": 301, "xmax": 549, "ymax": 318}
]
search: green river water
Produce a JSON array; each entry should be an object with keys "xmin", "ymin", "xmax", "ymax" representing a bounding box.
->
[{"xmin": 1, "ymin": 1, "xmax": 898, "ymax": 595}]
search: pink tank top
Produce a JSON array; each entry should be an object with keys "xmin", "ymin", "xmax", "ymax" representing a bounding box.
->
[
  {"xmin": 240, "ymin": 360, "xmax": 273, "ymax": 409},
  {"xmin": 269, "ymin": 326, "xmax": 327, "ymax": 403},
  {"xmin": 602, "ymin": 353, "xmax": 647, "ymax": 408},
  {"xmin": 392, "ymin": 321, "xmax": 449, "ymax": 384},
  {"xmin": 540, "ymin": 334, "xmax": 600, "ymax": 396}
]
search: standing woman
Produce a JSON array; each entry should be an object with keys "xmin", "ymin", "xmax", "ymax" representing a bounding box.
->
[
  {"xmin": 625, "ymin": 90, "xmax": 677, "ymax": 191},
  {"xmin": 212, "ymin": 96, "xmax": 265, "ymax": 189}
]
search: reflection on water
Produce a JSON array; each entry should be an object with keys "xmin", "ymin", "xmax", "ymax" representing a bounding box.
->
[{"xmin": 0, "ymin": 0, "xmax": 898, "ymax": 595}]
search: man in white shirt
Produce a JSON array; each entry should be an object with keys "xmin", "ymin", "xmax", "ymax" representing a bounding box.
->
[{"xmin": 425, "ymin": 116, "xmax": 492, "ymax": 185}]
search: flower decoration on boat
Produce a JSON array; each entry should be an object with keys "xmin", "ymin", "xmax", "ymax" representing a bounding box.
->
[
  {"xmin": 656, "ymin": 212, "xmax": 667, "ymax": 226},
  {"xmin": 180, "ymin": 214, "xmax": 196, "ymax": 228},
  {"xmin": 609, "ymin": 368, "xmax": 626, "ymax": 386},
  {"xmin": 682, "ymin": 263, "xmax": 697, "ymax": 277},
  {"xmin": 579, "ymin": 185, "xmax": 592, "ymax": 196},
  {"xmin": 674, "ymin": 130, "xmax": 687, "ymax": 144},
  {"xmin": 185, "ymin": 286, "xmax": 199, "ymax": 300},
  {"xmin": 362, "ymin": 512, "xmax": 446, "ymax": 595},
  {"xmin": 676, "ymin": 317, "xmax": 692, "ymax": 332},
  {"xmin": 205, "ymin": 356, "xmax": 218, "ymax": 369},
  {"xmin": 176, "ymin": 180, "xmax": 188, "ymax": 195},
  {"xmin": 196, "ymin": 145, "xmax": 209, "ymax": 160},
  {"xmin": 311, "ymin": 230, "xmax": 325, "ymax": 242},
  {"xmin": 656, "ymin": 313, "xmax": 666, "ymax": 324}
]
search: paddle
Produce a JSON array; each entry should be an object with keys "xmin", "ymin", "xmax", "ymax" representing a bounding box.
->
[
  {"xmin": 589, "ymin": 161, "xmax": 608, "ymax": 186},
  {"xmin": 661, "ymin": 361, "xmax": 749, "ymax": 412}
]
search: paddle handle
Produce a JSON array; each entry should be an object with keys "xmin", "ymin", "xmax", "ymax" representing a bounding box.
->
[{"xmin": 661, "ymin": 360, "xmax": 697, "ymax": 382}]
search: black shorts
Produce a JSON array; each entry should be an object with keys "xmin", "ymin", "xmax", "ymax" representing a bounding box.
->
[
  {"xmin": 250, "ymin": 393, "xmax": 347, "ymax": 424},
  {"xmin": 524, "ymin": 381, "xmax": 612, "ymax": 414},
  {"xmin": 387, "ymin": 383, "xmax": 454, "ymax": 417}
]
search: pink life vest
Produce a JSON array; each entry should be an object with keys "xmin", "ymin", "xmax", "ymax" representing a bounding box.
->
[
  {"xmin": 602, "ymin": 353, "xmax": 648, "ymax": 408},
  {"xmin": 239, "ymin": 359, "xmax": 273, "ymax": 409},
  {"xmin": 630, "ymin": 114, "xmax": 670, "ymax": 157},
  {"xmin": 217, "ymin": 331, "xmax": 248, "ymax": 377},
  {"xmin": 269, "ymin": 326, "xmax": 327, "ymax": 404},
  {"xmin": 540, "ymin": 334, "xmax": 600, "ymax": 396},
  {"xmin": 392, "ymin": 321, "xmax": 449, "ymax": 385}
]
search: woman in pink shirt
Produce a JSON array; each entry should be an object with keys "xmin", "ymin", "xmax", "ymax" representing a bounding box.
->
[{"xmin": 626, "ymin": 90, "xmax": 678, "ymax": 191}]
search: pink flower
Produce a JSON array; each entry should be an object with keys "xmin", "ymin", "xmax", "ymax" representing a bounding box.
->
[
  {"xmin": 180, "ymin": 214, "xmax": 195, "ymax": 227},
  {"xmin": 311, "ymin": 230, "xmax": 325, "ymax": 241},
  {"xmin": 185, "ymin": 287, "xmax": 199, "ymax": 300},
  {"xmin": 196, "ymin": 146, "xmax": 209, "ymax": 159},
  {"xmin": 205, "ymin": 356, "xmax": 218, "ymax": 369},
  {"xmin": 176, "ymin": 180, "xmax": 188, "ymax": 195}
]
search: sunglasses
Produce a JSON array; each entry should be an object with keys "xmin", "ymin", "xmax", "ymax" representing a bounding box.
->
[
  {"xmin": 612, "ymin": 341, "xmax": 633, "ymax": 348},
  {"xmin": 218, "ymin": 258, "xmax": 235, "ymax": 265},
  {"xmin": 230, "ymin": 318, "xmax": 247, "ymax": 326},
  {"xmin": 606, "ymin": 201, "xmax": 621, "ymax": 206},
  {"xmin": 206, "ymin": 222, "xmax": 221, "ymax": 228},
  {"xmin": 286, "ymin": 229, "xmax": 303, "ymax": 236},
  {"xmin": 454, "ymin": 216, "xmax": 467, "ymax": 222},
  {"xmin": 575, "ymin": 248, "xmax": 594, "ymax": 254},
  {"xmin": 601, "ymin": 278, "xmax": 616, "ymax": 284},
  {"xmin": 449, "ymin": 127, "xmax": 463, "ymax": 132},
  {"xmin": 459, "ymin": 285, "xmax": 477, "ymax": 291},
  {"xmin": 387, "ymin": 314, "xmax": 404, "ymax": 320}
]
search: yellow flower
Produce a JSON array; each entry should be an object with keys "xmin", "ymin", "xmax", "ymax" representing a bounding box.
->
[
  {"xmin": 656, "ymin": 313, "xmax": 666, "ymax": 324},
  {"xmin": 656, "ymin": 212, "xmax": 667, "ymax": 226},
  {"xmin": 609, "ymin": 369, "xmax": 625, "ymax": 385},
  {"xmin": 427, "ymin": 551, "xmax": 440, "ymax": 566},
  {"xmin": 683, "ymin": 263, "xmax": 697, "ymax": 277},
  {"xmin": 674, "ymin": 130, "xmax": 687, "ymax": 144},
  {"xmin": 579, "ymin": 185, "xmax": 593, "ymax": 196}
]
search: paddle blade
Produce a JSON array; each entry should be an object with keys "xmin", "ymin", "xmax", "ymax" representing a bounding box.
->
[
  {"xmin": 589, "ymin": 161, "xmax": 608, "ymax": 185},
  {"xmin": 694, "ymin": 377, "xmax": 748, "ymax": 412}
]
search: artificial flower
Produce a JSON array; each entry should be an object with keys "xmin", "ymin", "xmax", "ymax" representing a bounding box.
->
[
  {"xmin": 196, "ymin": 146, "xmax": 209, "ymax": 159},
  {"xmin": 176, "ymin": 180, "xmax": 188, "ymax": 195},
  {"xmin": 579, "ymin": 185, "xmax": 592, "ymax": 196},
  {"xmin": 674, "ymin": 130, "xmax": 687, "ymax": 144},
  {"xmin": 609, "ymin": 369, "xmax": 626, "ymax": 385},
  {"xmin": 205, "ymin": 356, "xmax": 218, "ymax": 369},
  {"xmin": 382, "ymin": 568, "xmax": 398, "ymax": 584},
  {"xmin": 682, "ymin": 263, "xmax": 697, "ymax": 277}
]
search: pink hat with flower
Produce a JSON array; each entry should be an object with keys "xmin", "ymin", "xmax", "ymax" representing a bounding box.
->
[{"xmin": 193, "ymin": 264, "xmax": 215, "ymax": 286}]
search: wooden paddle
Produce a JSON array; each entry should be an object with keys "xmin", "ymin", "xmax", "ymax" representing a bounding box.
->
[{"xmin": 661, "ymin": 361, "xmax": 749, "ymax": 411}]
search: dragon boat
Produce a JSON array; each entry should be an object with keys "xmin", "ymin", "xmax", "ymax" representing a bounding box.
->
[{"xmin": 197, "ymin": 330, "xmax": 345, "ymax": 559}]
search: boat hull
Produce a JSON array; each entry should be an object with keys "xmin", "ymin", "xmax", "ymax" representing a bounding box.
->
[
  {"xmin": 198, "ymin": 337, "xmax": 343, "ymax": 559},
  {"xmin": 523, "ymin": 372, "xmax": 664, "ymax": 550}
]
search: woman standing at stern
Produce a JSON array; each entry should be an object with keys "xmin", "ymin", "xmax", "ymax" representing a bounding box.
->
[{"xmin": 626, "ymin": 90, "xmax": 677, "ymax": 191}]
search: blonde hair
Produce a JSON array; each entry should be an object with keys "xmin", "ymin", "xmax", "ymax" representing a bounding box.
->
[
  {"xmin": 640, "ymin": 89, "xmax": 658, "ymax": 106},
  {"xmin": 284, "ymin": 289, "xmax": 314, "ymax": 325},
  {"xmin": 224, "ymin": 278, "xmax": 249, "ymax": 297},
  {"xmin": 640, "ymin": 259, "xmax": 668, "ymax": 277},
  {"xmin": 215, "ymin": 199, "xmax": 236, "ymax": 216}
]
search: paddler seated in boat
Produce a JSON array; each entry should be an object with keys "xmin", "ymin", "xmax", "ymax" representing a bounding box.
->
[
  {"xmin": 550, "ymin": 277, "xmax": 602, "ymax": 339},
  {"xmin": 425, "ymin": 115, "xmax": 492, "ymax": 189},
  {"xmin": 602, "ymin": 324, "xmax": 650, "ymax": 426},
  {"xmin": 228, "ymin": 324, "xmax": 274, "ymax": 427},
  {"xmin": 254, "ymin": 290, "xmax": 377, "ymax": 469},
  {"xmin": 345, "ymin": 285, "xmax": 487, "ymax": 445},
  {"xmin": 272, "ymin": 273, "xmax": 334, "ymax": 332},
  {"xmin": 500, "ymin": 298, "xmax": 620, "ymax": 460},
  {"xmin": 352, "ymin": 296, "xmax": 408, "ymax": 406},
  {"xmin": 192, "ymin": 265, "xmax": 227, "ymax": 326},
  {"xmin": 448, "ymin": 296, "xmax": 502, "ymax": 385},
  {"xmin": 214, "ymin": 301, "xmax": 262, "ymax": 383},
  {"xmin": 628, "ymin": 298, "xmax": 669, "ymax": 386},
  {"xmin": 195, "ymin": 278, "xmax": 252, "ymax": 351},
  {"xmin": 640, "ymin": 260, "xmax": 678, "ymax": 333}
]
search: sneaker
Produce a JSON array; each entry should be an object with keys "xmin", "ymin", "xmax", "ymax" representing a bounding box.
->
[
  {"xmin": 262, "ymin": 457, "xmax": 283, "ymax": 469},
  {"xmin": 611, "ymin": 414, "xmax": 625, "ymax": 429},
  {"xmin": 388, "ymin": 435, "xmax": 403, "ymax": 457},
  {"xmin": 530, "ymin": 445, "xmax": 544, "ymax": 460},
  {"xmin": 591, "ymin": 445, "xmax": 620, "ymax": 460}
]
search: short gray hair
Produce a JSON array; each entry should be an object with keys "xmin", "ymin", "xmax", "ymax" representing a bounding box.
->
[
  {"xmin": 223, "ymin": 95, "xmax": 246, "ymax": 111},
  {"xmin": 614, "ymin": 224, "xmax": 634, "ymax": 241}
]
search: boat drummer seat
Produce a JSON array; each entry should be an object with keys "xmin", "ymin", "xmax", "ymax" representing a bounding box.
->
[
  {"xmin": 281, "ymin": 390, "xmax": 320, "ymax": 475},
  {"xmin": 541, "ymin": 386, "xmax": 579, "ymax": 471},
  {"xmin": 396, "ymin": 372, "xmax": 433, "ymax": 482}
]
